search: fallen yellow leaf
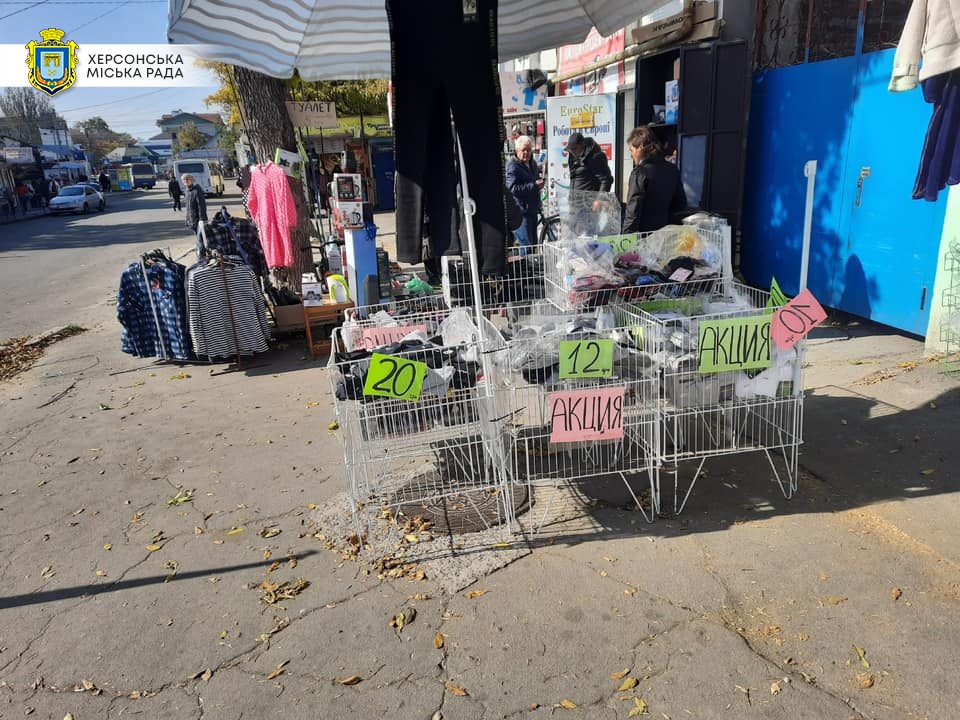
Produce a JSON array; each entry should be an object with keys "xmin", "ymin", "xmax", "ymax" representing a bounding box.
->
[
  {"xmin": 891, "ymin": 587, "xmax": 902, "ymax": 601},
  {"xmin": 103, "ymin": 544, "xmax": 112, "ymax": 551},
  {"xmin": 610, "ymin": 668, "xmax": 630, "ymax": 680},
  {"xmin": 822, "ymin": 596, "xmax": 848, "ymax": 605},
  {"xmin": 145, "ymin": 544, "xmax": 161, "ymax": 552},
  {"xmin": 559, "ymin": 699, "xmax": 577, "ymax": 709},
  {"xmin": 853, "ymin": 645, "xmax": 870, "ymax": 669},
  {"xmin": 434, "ymin": 632, "xmax": 444, "ymax": 649},
  {"xmin": 95, "ymin": 569, "xmax": 106, "ymax": 577},
  {"xmin": 465, "ymin": 589, "xmax": 488, "ymax": 599},
  {"xmin": 201, "ymin": 669, "xmax": 212, "ymax": 682},
  {"xmin": 627, "ymin": 697, "xmax": 648, "ymax": 717},
  {"xmin": 266, "ymin": 661, "xmax": 289, "ymax": 680},
  {"xmin": 856, "ymin": 672, "xmax": 874, "ymax": 689},
  {"xmin": 404, "ymin": 534, "xmax": 419, "ymax": 543},
  {"xmin": 307, "ymin": 503, "xmax": 317, "ymax": 510},
  {"xmin": 445, "ymin": 682, "xmax": 468, "ymax": 697},
  {"xmin": 338, "ymin": 675, "xmax": 362, "ymax": 686},
  {"xmin": 770, "ymin": 681, "xmax": 781, "ymax": 695},
  {"xmin": 618, "ymin": 676, "xmax": 638, "ymax": 691},
  {"xmin": 226, "ymin": 527, "xmax": 244, "ymax": 535}
]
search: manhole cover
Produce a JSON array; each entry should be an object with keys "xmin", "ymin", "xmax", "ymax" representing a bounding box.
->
[{"xmin": 393, "ymin": 484, "xmax": 529, "ymax": 535}]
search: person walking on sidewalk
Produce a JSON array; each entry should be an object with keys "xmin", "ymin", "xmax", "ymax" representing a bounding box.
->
[
  {"xmin": 505, "ymin": 135, "xmax": 543, "ymax": 256},
  {"xmin": 168, "ymin": 175, "xmax": 183, "ymax": 212},
  {"xmin": 183, "ymin": 173, "xmax": 207, "ymax": 233},
  {"xmin": 14, "ymin": 183, "xmax": 29, "ymax": 215},
  {"xmin": 47, "ymin": 177, "xmax": 60, "ymax": 199},
  {"xmin": 99, "ymin": 170, "xmax": 111, "ymax": 194}
]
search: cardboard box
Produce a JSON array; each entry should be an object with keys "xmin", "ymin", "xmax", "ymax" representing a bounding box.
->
[
  {"xmin": 665, "ymin": 80, "xmax": 679, "ymax": 124},
  {"xmin": 632, "ymin": 1, "xmax": 719, "ymax": 44},
  {"xmin": 273, "ymin": 303, "xmax": 305, "ymax": 332}
]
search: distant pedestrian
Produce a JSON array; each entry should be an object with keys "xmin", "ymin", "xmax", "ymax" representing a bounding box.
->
[
  {"xmin": 168, "ymin": 176, "xmax": 183, "ymax": 212},
  {"xmin": 47, "ymin": 177, "xmax": 60, "ymax": 198},
  {"xmin": 14, "ymin": 183, "xmax": 28, "ymax": 215},
  {"xmin": 99, "ymin": 171, "xmax": 111, "ymax": 193},
  {"xmin": 505, "ymin": 135, "xmax": 543, "ymax": 256},
  {"xmin": 182, "ymin": 173, "xmax": 207, "ymax": 233}
]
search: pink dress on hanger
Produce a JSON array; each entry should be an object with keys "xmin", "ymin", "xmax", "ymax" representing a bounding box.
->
[{"xmin": 247, "ymin": 162, "xmax": 297, "ymax": 268}]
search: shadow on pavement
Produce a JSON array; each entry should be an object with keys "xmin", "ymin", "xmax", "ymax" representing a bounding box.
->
[{"xmin": 0, "ymin": 551, "xmax": 321, "ymax": 610}]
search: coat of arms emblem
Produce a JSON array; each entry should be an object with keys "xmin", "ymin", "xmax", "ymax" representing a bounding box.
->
[{"xmin": 26, "ymin": 28, "xmax": 79, "ymax": 96}]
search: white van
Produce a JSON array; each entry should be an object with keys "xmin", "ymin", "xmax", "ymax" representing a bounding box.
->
[{"xmin": 173, "ymin": 159, "xmax": 225, "ymax": 197}]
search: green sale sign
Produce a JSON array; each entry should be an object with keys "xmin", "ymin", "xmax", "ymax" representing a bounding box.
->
[
  {"xmin": 559, "ymin": 339, "xmax": 614, "ymax": 379},
  {"xmin": 362, "ymin": 353, "xmax": 428, "ymax": 402}
]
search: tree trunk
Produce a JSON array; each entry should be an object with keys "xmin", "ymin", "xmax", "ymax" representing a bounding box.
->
[{"xmin": 232, "ymin": 66, "xmax": 313, "ymax": 293}]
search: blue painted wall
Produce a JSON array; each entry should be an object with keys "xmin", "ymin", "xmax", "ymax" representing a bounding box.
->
[{"xmin": 741, "ymin": 48, "xmax": 948, "ymax": 335}]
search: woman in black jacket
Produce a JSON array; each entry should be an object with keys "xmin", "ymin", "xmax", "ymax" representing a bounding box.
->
[{"xmin": 622, "ymin": 126, "xmax": 687, "ymax": 233}]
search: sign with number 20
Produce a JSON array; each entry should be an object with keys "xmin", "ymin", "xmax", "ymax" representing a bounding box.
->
[{"xmin": 362, "ymin": 353, "xmax": 428, "ymax": 402}]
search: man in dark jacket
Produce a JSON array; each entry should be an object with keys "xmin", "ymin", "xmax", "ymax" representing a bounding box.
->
[
  {"xmin": 98, "ymin": 171, "xmax": 111, "ymax": 193},
  {"xmin": 505, "ymin": 135, "xmax": 543, "ymax": 255},
  {"xmin": 168, "ymin": 176, "xmax": 183, "ymax": 212},
  {"xmin": 567, "ymin": 132, "xmax": 613, "ymax": 193},
  {"xmin": 182, "ymin": 173, "xmax": 207, "ymax": 233}
]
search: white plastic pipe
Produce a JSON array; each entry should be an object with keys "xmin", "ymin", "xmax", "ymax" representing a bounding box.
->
[{"xmin": 800, "ymin": 160, "xmax": 817, "ymax": 292}]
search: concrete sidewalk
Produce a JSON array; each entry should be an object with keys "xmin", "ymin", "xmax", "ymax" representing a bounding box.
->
[{"xmin": 0, "ymin": 290, "xmax": 957, "ymax": 719}]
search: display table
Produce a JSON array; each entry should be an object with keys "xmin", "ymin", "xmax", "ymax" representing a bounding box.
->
[{"xmin": 303, "ymin": 300, "xmax": 354, "ymax": 357}]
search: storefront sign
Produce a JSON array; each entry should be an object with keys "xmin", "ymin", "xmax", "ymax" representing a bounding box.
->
[
  {"xmin": 698, "ymin": 315, "xmax": 772, "ymax": 373},
  {"xmin": 557, "ymin": 27, "xmax": 626, "ymax": 77},
  {"xmin": 3, "ymin": 147, "xmax": 34, "ymax": 165},
  {"xmin": 546, "ymin": 93, "xmax": 618, "ymax": 211},
  {"xmin": 771, "ymin": 289, "xmax": 827, "ymax": 351},
  {"xmin": 559, "ymin": 339, "xmax": 614, "ymax": 379},
  {"xmin": 549, "ymin": 386, "xmax": 625, "ymax": 443},
  {"xmin": 363, "ymin": 353, "xmax": 428, "ymax": 402},
  {"xmin": 500, "ymin": 72, "xmax": 547, "ymax": 117},
  {"xmin": 285, "ymin": 101, "xmax": 337, "ymax": 129},
  {"xmin": 352, "ymin": 325, "xmax": 427, "ymax": 350}
]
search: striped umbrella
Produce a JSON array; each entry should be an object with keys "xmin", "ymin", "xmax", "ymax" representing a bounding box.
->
[{"xmin": 167, "ymin": 0, "xmax": 641, "ymax": 80}]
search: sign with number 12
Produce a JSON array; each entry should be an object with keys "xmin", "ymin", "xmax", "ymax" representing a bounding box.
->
[
  {"xmin": 362, "ymin": 353, "xmax": 428, "ymax": 402},
  {"xmin": 559, "ymin": 339, "xmax": 614, "ymax": 379}
]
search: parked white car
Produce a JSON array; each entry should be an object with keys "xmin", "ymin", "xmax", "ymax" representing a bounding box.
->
[{"xmin": 49, "ymin": 185, "xmax": 105, "ymax": 214}]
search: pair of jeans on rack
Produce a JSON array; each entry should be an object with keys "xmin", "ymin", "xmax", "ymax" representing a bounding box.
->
[{"xmin": 387, "ymin": 0, "xmax": 508, "ymax": 276}]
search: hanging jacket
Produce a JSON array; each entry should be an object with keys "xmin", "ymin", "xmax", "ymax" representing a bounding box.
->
[
  {"xmin": 890, "ymin": 0, "xmax": 960, "ymax": 91},
  {"xmin": 186, "ymin": 257, "xmax": 271, "ymax": 358},
  {"xmin": 569, "ymin": 138, "xmax": 613, "ymax": 193},
  {"xmin": 117, "ymin": 257, "xmax": 191, "ymax": 360},
  {"xmin": 505, "ymin": 156, "xmax": 542, "ymax": 217},
  {"xmin": 247, "ymin": 163, "xmax": 297, "ymax": 268}
]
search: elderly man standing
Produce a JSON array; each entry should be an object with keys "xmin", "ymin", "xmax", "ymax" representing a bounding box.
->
[
  {"xmin": 505, "ymin": 135, "xmax": 543, "ymax": 255},
  {"xmin": 182, "ymin": 173, "xmax": 207, "ymax": 233}
]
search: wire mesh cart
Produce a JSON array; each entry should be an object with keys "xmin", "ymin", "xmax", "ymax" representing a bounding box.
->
[
  {"xmin": 489, "ymin": 299, "xmax": 661, "ymax": 529},
  {"xmin": 621, "ymin": 279, "xmax": 805, "ymax": 515},
  {"xmin": 328, "ymin": 306, "xmax": 515, "ymax": 536}
]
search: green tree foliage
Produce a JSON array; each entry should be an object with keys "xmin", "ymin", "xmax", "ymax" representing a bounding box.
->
[
  {"xmin": 176, "ymin": 121, "xmax": 205, "ymax": 152},
  {"xmin": 72, "ymin": 116, "xmax": 133, "ymax": 164}
]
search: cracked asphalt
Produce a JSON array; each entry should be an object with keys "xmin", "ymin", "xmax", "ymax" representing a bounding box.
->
[{"xmin": 1, "ymin": 191, "xmax": 959, "ymax": 719}]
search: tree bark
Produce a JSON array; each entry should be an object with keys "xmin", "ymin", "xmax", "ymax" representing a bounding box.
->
[{"xmin": 231, "ymin": 66, "xmax": 313, "ymax": 293}]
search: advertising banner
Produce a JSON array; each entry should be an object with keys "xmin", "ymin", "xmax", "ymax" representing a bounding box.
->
[
  {"xmin": 546, "ymin": 93, "xmax": 618, "ymax": 210},
  {"xmin": 500, "ymin": 72, "xmax": 547, "ymax": 116}
]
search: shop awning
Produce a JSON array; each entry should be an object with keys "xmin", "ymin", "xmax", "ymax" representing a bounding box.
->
[{"xmin": 167, "ymin": 0, "xmax": 644, "ymax": 80}]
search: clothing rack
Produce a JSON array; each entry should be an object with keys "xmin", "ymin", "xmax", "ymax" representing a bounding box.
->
[{"xmin": 205, "ymin": 251, "xmax": 270, "ymax": 375}]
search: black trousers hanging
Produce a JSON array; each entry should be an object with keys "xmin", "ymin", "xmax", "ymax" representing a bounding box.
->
[{"xmin": 387, "ymin": 0, "xmax": 508, "ymax": 276}]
